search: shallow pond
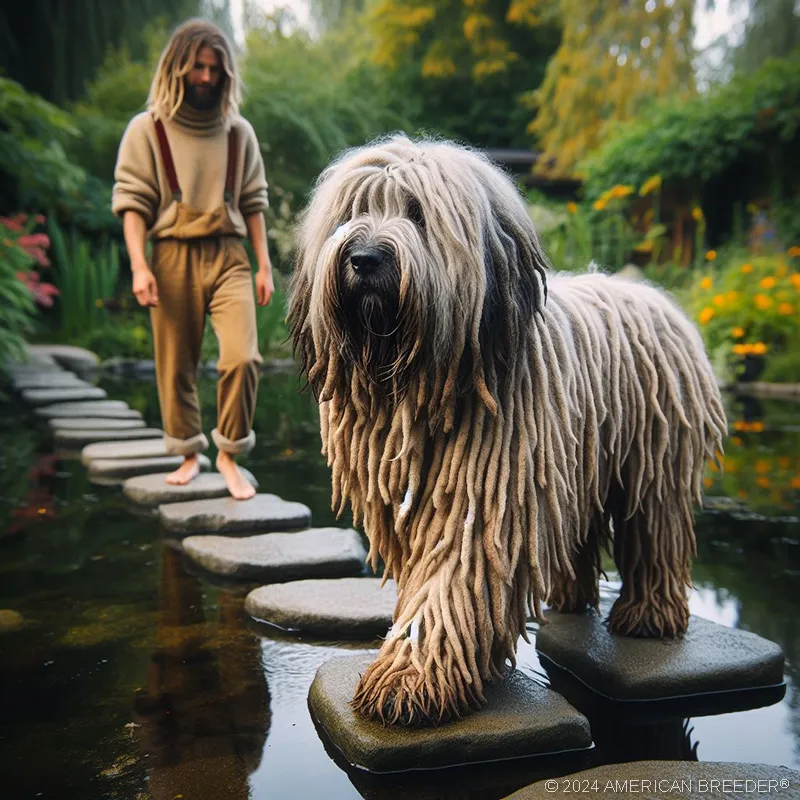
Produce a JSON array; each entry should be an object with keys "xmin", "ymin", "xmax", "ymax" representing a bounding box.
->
[{"xmin": 1, "ymin": 370, "xmax": 798, "ymax": 799}]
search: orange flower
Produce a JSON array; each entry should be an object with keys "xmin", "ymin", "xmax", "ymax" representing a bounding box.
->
[
  {"xmin": 700, "ymin": 277, "xmax": 713, "ymax": 290},
  {"xmin": 730, "ymin": 436, "xmax": 743, "ymax": 446},
  {"xmin": 755, "ymin": 459, "xmax": 770, "ymax": 474},
  {"xmin": 791, "ymin": 476, "xmax": 800, "ymax": 489},
  {"xmin": 593, "ymin": 199, "xmax": 606, "ymax": 211},
  {"xmin": 791, "ymin": 273, "xmax": 800, "ymax": 290},
  {"xmin": 727, "ymin": 291, "xmax": 740, "ymax": 302},
  {"xmin": 759, "ymin": 276, "xmax": 776, "ymax": 290},
  {"xmin": 778, "ymin": 457, "xmax": 791, "ymax": 470},
  {"xmin": 788, "ymin": 246, "xmax": 800, "ymax": 257},
  {"xmin": 703, "ymin": 476, "xmax": 713, "ymax": 489},
  {"xmin": 756, "ymin": 477, "xmax": 771, "ymax": 489},
  {"xmin": 567, "ymin": 202, "xmax": 578, "ymax": 214},
  {"xmin": 706, "ymin": 250, "xmax": 717, "ymax": 261},
  {"xmin": 752, "ymin": 342, "xmax": 768, "ymax": 355},
  {"xmin": 731, "ymin": 326, "xmax": 745, "ymax": 338},
  {"xmin": 712, "ymin": 294, "xmax": 726, "ymax": 307},
  {"xmin": 698, "ymin": 307, "xmax": 715, "ymax": 325},
  {"xmin": 778, "ymin": 302, "xmax": 794, "ymax": 315},
  {"xmin": 751, "ymin": 421, "xmax": 765, "ymax": 433},
  {"xmin": 741, "ymin": 263, "xmax": 753, "ymax": 274},
  {"xmin": 691, "ymin": 207, "xmax": 704, "ymax": 222},
  {"xmin": 754, "ymin": 294, "xmax": 772, "ymax": 310}
]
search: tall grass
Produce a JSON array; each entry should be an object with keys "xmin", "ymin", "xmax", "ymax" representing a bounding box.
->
[{"xmin": 47, "ymin": 219, "xmax": 120, "ymax": 338}]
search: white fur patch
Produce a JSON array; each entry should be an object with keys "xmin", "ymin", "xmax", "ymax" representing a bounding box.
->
[{"xmin": 331, "ymin": 221, "xmax": 351, "ymax": 244}]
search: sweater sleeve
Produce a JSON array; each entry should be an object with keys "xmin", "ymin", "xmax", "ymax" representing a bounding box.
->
[
  {"xmin": 111, "ymin": 114, "xmax": 160, "ymax": 225},
  {"xmin": 239, "ymin": 121, "xmax": 269, "ymax": 216}
]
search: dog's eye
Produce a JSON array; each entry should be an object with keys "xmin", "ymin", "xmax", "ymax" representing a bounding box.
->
[{"xmin": 407, "ymin": 199, "xmax": 425, "ymax": 229}]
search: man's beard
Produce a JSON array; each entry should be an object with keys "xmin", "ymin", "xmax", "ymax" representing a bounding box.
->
[{"xmin": 183, "ymin": 80, "xmax": 222, "ymax": 111}]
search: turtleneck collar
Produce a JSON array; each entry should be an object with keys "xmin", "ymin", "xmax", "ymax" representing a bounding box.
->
[{"xmin": 171, "ymin": 103, "xmax": 226, "ymax": 137}]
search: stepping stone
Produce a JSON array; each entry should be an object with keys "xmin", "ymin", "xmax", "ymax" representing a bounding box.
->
[
  {"xmin": 13, "ymin": 374, "xmax": 90, "ymax": 390},
  {"xmin": 54, "ymin": 427, "xmax": 164, "ymax": 447},
  {"xmin": 49, "ymin": 417, "xmax": 146, "ymax": 432},
  {"xmin": 123, "ymin": 470, "xmax": 258, "ymax": 505},
  {"xmin": 246, "ymin": 576, "xmax": 395, "ymax": 637},
  {"xmin": 22, "ymin": 387, "xmax": 108, "ymax": 406},
  {"xmin": 27, "ymin": 344, "xmax": 100, "ymax": 371},
  {"xmin": 505, "ymin": 761, "xmax": 800, "ymax": 800},
  {"xmin": 183, "ymin": 528, "xmax": 366, "ymax": 582},
  {"xmin": 37, "ymin": 403, "xmax": 142, "ymax": 421},
  {"xmin": 81, "ymin": 438, "xmax": 168, "ymax": 466},
  {"xmin": 90, "ymin": 454, "xmax": 212, "ymax": 480},
  {"xmin": 158, "ymin": 493, "xmax": 312, "ymax": 535},
  {"xmin": 536, "ymin": 603, "xmax": 786, "ymax": 703},
  {"xmin": 309, "ymin": 655, "xmax": 592, "ymax": 773},
  {"xmin": 0, "ymin": 610, "xmax": 25, "ymax": 634}
]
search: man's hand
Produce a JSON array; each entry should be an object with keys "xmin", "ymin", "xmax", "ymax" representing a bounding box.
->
[
  {"xmin": 255, "ymin": 269, "xmax": 273, "ymax": 307},
  {"xmin": 132, "ymin": 264, "xmax": 159, "ymax": 307}
]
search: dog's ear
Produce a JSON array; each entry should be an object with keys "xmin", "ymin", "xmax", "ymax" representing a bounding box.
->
[{"xmin": 467, "ymin": 208, "xmax": 547, "ymax": 406}]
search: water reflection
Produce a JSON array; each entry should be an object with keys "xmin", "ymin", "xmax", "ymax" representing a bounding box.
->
[{"xmin": 132, "ymin": 546, "xmax": 270, "ymax": 800}]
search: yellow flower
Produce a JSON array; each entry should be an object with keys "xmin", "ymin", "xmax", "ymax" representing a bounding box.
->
[
  {"xmin": 746, "ymin": 203, "xmax": 759, "ymax": 214},
  {"xmin": 712, "ymin": 294, "xmax": 726, "ymax": 307},
  {"xmin": 741, "ymin": 263, "xmax": 753, "ymax": 274},
  {"xmin": 94, "ymin": 298, "xmax": 104, "ymax": 308},
  {"xmin": 566, "ymin": 202, "xmax": 578, "ymax": 214},
  {"xmin": 788, "ymin": 245, "xmax": 800, "ymax": 257},
  {"xmin": 732, "ymin": 344, "xmax": 748, "ymax": 355},
  {"xmin": 754, "ymin": 294, "xmax": 772, "ymax": 310},
  {"xmin": 752, "ymin": 342, "xmax": 768, "ymax": 355},
  {"xmin": 639, "ymin": 175, "xmax": 662, "ymax": 196},
  {"xmin": 611, "ymin": 184, "xmax": 635, "ymax": 199},
  {"xmin": 691, "ymin": 206, "xmax": 704, "ymax": 222},
  {"xmin": 700, "ymin": 277, "xmax": 712, "ymax": 290},
  {"xmin": 727, "ymin": 291, "xmax": 739, "ymax": 302},
  {"xmin": 594, "ymin": 199, "xmax": 607, "ymax": 211},
  {"xmin": 706, "ymin": 250, "xmax": 717, "ymax": 261},
  {"xmin": 698, "ymin": 307, "xmax": 715, "ymax": 325},
  {"xmin": 779, "ymin": 302, "xmax": 795, "ymax": 315},
  {"xmin": 790, "ymin": 273, "xmax": 800, "ymax": 290},
  {"xmin": 732, "ymin": 326, "xmax": 745, "ymax": 338},
  {"xmin": 759, "ymin": 276, "xmax": 776, "ymax": 290},
  {"xmin": 644, "ymin": 209, "xmax": 654, "ymax": 224}
]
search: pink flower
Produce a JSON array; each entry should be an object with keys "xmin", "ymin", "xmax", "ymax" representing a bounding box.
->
[
  {"xmin": 34, "ymin": 214, "xmax": 46, "ymax": 225},
  {"xmin": 18, "ymin": 233, "xmax": 50, "ymax": 249}
]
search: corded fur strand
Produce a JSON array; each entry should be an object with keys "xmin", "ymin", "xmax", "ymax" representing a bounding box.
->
[{"xmin": 287, "ymin": 134, "xmax": 728, "ymax": 727}]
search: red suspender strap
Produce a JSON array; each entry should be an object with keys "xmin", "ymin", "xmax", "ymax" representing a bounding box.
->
[
  {"xmin": 153, "ymin": 117, "xmax": 181, "ymax": 200},
  {"xmin": 224, "ymin": 126, "xmax": 238, "ymax": 204}
]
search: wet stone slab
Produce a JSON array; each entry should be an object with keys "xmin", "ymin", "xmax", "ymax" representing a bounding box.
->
[
  {"xmin": 54, "ymin": 427, "xmax": 164, "ymax": 447},
  {"xmin": 123, "ymin": 470, "xmax": 257, "ymax": 506},
  {"xmin": 36, "ymin": 401, "xmax": 136, "ymax": 420},
  {"xmin": 12, "ymin": 374, "xmax": 91, "ymax": 390},
  {"xmin": 27, "ymin": 344, "xmax": 100, "ymax": 371},
  {"xmin": 536, "ymin": 604, "xmax": 786, "ymax": 702},
  {"xmin": 309, "ymin": 655, "xmax": 592, "ymax": 773},
  {"xmin": 158, "ymin": 493, "xmax": 312, "ymax": 535},
  {"xmin": 246, "ymin": 576, "xmax": 395, "ymax": 638},
  {"xmin": 49, "ymin": 417, "xmax": 146, "ymax": 432},
  {"xmin": 504, "ymin": 761, "xmax": 800, "ymax": 800},
  {"xmin": 22, "ymin": 387, "xmax": 108, "ymax": 406},
  {"xmin": 89, "ymin": 454, "xmax": 212, "ymax": 480},
  {"xmin": 182, "ymin": 528, "xmax": 366, "ymax": 583},
  {"xmin": 81, "ymin": 438, "xmax": 167, "ymax": 466}
]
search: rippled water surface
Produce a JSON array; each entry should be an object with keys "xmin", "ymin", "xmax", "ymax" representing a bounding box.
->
[{"xmin": 1, "ymin": 371, "xmax": 798, "ymax": 799}]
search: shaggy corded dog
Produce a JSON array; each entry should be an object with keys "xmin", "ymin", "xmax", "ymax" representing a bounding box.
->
[{"xmin": 287, "ymin": 135, "xmax": 727, "ymax": 727}]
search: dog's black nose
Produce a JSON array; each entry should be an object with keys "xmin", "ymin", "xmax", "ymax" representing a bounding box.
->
[{"xmin": 350, "ymin": 247, "xmax": 384, "ymax": 276}]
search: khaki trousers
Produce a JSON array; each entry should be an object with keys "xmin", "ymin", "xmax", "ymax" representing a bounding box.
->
[{"xmin": 150, "ymin": 235, "xmax": 262, "ymax": 456}]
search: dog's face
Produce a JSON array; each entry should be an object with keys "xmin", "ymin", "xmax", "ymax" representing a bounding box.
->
[{"xmin": 288, "ymin": 136, "xmax": 550, "ymax": 412}]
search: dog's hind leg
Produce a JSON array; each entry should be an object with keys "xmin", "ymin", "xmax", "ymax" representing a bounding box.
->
[
  {"xmin": 547, "ymin": 520, "xmax": 605, "ymax": 614},
  {"xmin": 606, "ymin": 483, "xmax": 693, "ymax": 639}
]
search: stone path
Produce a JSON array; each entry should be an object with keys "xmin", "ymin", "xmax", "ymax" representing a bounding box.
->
[
  {"xmin": 36, "ymin": 402, "xmax": 142, "ymax": 420},
  {"xmin": 123, "ymin": 470, "xmax": 257, "ymax": 506},
  {"xmin": 81, "ymin": 438, "xmax": 168, "ymax": 465},
  {"xmin": 49, "ymin": 417, "xmax": 147, "ymax": 432},
  {"xmin": 89, "ymin": 454, "xmax": 212, "ymax": 481},
  {"xmin": 158, "ymin": 493, "xmax": 312, "ymax": 535},
  {"xmin": 183, "ymin": 529, "xmax": 366, "ymax": 582},
  {"xmin": 54, "ymin": 427, "xmax": 164, "ymax": 447},
  {"xmin": 23, "ymin": 387, "xmax": 108, "ymax": 406},
  {"xmin": 246, "ymin": 577, "xmax": 395, "ymax": 637},
  {"xmin": 309, "ymin": 655, "xmax": 592, "ymax": 772}
]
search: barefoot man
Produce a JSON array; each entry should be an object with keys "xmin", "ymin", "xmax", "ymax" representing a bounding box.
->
[{"xmin": 112, "ymin": 19, "xmax": 273, "ymax": 499}]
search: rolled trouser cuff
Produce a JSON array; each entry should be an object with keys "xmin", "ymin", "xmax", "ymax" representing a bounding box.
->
[
  {"xmin": 164, "ymin": 432, "xmax": 209, "ymax": 456},
  {"xmin": 212, "ymin": 427, "xmax": 255, "ymax": 455}
]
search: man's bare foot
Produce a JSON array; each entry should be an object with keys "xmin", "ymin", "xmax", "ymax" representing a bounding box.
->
[
  {"xmin": 165, "ymin": 454, "xmax": 201, "ymax": 486},
  {"xmin": 216, "ymin": 451, "xmax": 256, "ymax": 500}
]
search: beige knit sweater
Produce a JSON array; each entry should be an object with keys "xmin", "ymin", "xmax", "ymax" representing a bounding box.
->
[{"xmin": 112, "ymin": 105, "xmax": 269, "ymax": 239}]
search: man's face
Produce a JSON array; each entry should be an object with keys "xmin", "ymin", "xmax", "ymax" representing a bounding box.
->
[{"xmin": 183, "ymin": 45, "xmax": 223, "ymax": 110}]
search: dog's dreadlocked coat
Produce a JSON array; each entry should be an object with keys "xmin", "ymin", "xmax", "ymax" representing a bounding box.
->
[{"xmin": 287, "ymin": 135, "xmax": 727, "ymax": 727}]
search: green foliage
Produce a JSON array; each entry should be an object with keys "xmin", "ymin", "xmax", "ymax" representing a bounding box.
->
[
  {"xmin": 47, "ymin": 219, "xmax": 122, "ymax": 339},
  {"xmin": 687, "ymin": 249, "xmax": 800, "ymax": 382},
  {"xmin": 0, "ymin": 217, "xmax": 40, "ymax": 363},
  {"xmin": 582, "ymin": 53, "xmax": 800, "ymax": 200},
  {"xmin": 0, "ymin": 78, "xmax": 85, "ymax": 211}
]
